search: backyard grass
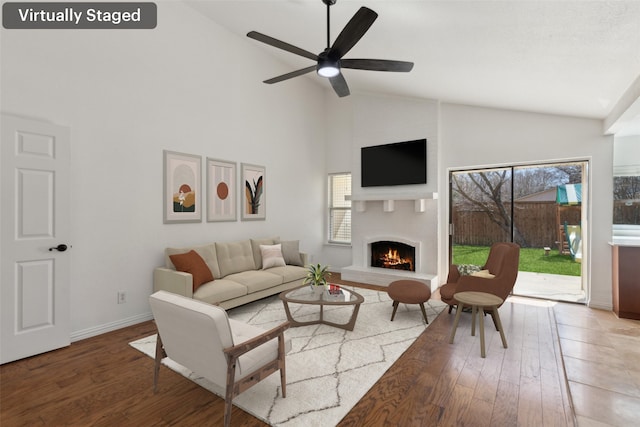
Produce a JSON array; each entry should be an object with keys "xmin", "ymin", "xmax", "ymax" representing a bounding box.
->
[{"xmin": 453, "ymin": 245, "xmax": 581, "ymax": 276}]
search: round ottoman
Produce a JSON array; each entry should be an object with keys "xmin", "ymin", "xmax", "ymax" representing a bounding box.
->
[{"xmin": 388, "ymin": 280, "xmax": 432, "ymax": 323}]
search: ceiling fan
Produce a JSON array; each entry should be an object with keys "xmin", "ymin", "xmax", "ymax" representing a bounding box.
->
[{"xmin": 247, "ymin": 0, "xmax": 414, "ymax": 98}]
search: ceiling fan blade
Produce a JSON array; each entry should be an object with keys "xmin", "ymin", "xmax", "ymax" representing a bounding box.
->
[
  {"xmin": 341, "ymin": 59, "xmax": 414, "ymax": 72},
  {"xmin": 247, "ymin": 31, "xmax": 318, "ymax": 61},
  {"xmin": 329, "ymin": 73, "xmax": 350, "ymax": 97},
  {"xmin": 330, "ymin": 7, "xmax": 378, "ymax": 59},
  {"xmin": 263, "ymin": 66, "xmax": 317, "ymax": 84}
]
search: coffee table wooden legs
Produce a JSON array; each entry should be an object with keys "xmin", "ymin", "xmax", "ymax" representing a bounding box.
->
[{"xmin": 281, "ymin": 300, "xmax": 362, "ymax": 331}]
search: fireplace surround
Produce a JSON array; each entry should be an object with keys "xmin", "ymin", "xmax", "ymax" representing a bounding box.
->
[
  {"xmin": 341, "ymin": 234, "xmax": 435, "ymax": 287},
  {"xmin": 366, "ymin": 236, "xmax": 420, "ymax": 273},
  {"xmin": 340, "ymin": 193, "xmax": 439, "ymax": 289}
]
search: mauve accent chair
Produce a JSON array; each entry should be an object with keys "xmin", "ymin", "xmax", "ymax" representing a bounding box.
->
[{"xmin": 439, "ymin": 242, "xmax": 520, "ymax": 328}]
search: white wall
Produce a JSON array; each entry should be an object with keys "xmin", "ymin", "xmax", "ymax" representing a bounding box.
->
[
  {"xmin": 614, "ymin": 135, "xmax": 640, "ymax": 174},
  {"xmin": 322, "ymin": 92, "xmax": 440, "ymax": 277},
  {"xmin": 351, "ymin": 94, "xmax": 439, "ymax": 276},
  {"xmin": 1, "ymin": 2, "xmax": 327, "ymax": 339},
  {"xmin": 322, "ymin": 95, "xmax": 355, "ymax": 268},
  {"xmin": 439, "ymin": 103, "xmax": 614, "ymax": 309}
]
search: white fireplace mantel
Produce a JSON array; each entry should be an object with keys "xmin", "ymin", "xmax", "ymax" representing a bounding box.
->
[{"xmin": 346, "ymin": 192, "xmax": 438, "ymax": 213}]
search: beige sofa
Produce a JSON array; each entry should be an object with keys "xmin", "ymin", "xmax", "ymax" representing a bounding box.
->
[{"xmin": 153, "ymin": 237, "xmax": 308, "ymax": 310}]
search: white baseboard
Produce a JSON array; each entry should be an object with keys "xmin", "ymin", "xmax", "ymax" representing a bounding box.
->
[
  {"xmin": 70, "ymin": 312, "xmax": 154, "ymax": 342},
  {"xmin": 587, "ymin": 300, "xmax": 613, "ymax": 311}
]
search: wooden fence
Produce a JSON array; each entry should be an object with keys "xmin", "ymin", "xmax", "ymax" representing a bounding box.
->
[
  {"xmin": 614, "ymin": 200, "xmax": 640, "ymax": 224},
  {"xmin": 452, "ymin": 202, "xmax": 581, "ymax": 248}
]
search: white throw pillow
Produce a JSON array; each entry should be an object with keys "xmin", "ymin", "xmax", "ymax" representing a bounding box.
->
[
  {"xmin": 260, "ymin": 244, "xmax": 286, "ymax": 269},
  {"xmin": 471, "ymin": 269, "xmax": 495, "ymax": 279}
]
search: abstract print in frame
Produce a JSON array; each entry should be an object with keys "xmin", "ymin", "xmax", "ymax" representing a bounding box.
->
[
  {"xmin": 241, "ymin": 163, "xmax": 265, "ymax": 221},
  {"xmin": 207, "ymin": 158, "xmax": 237, "ymax": 222},
  {"xmin": 163, "ymin": 150, "xmax": 201, "ymax": 223}
]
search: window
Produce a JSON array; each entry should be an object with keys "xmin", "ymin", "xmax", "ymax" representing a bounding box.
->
[
  {"xmin": 613, "ymin": 138, "xmax": 640, "ymax": 238},
  {"xmin": 613, "ymin": 175, "xmax": 640, "ymax": 226},
  {"xmin": 328, "ymin": 173, "xmax": 351, "ymax": 244}
]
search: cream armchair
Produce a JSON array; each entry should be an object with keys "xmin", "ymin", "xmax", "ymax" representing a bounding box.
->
[{"xmin": 149, "ymin": 291, "xmax": 290, "ymax": 427}]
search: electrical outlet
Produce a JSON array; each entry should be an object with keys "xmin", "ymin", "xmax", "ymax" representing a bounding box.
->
[{"xmin": 117, "ymin": 291, "xmax": 126, "ymax": 304}]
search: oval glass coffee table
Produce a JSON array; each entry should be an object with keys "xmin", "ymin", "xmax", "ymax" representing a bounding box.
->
[{"xmin": 279, "ymin": 285, "xmax": 364, "ymax": 331}]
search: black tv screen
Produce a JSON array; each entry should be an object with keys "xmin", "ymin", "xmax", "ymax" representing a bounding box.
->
[{"xmin": 361, "ymin": 139, "xmax": 427, "ymax": 187}]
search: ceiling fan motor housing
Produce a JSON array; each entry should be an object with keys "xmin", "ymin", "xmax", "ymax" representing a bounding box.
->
[{"xmin": 317, "ymin": 50, "xmax": 340, "ymax": 77}]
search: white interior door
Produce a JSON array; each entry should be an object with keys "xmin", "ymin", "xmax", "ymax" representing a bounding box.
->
[{"xmin": 1, "ymin": 115, "xmax": 71, "ymax": 364}]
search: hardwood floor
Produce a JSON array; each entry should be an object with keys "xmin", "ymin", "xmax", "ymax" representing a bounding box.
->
[
  {"xmin": 2, "ymin": 277, "xmax": 639, "ymax": 426},
  {"xmin": 553, "ymin": 301, "xmax": 640, "ymax": 426},
  {"xmin": 338, "ymin": 292, "xmax": 573, "ymax": 427}
]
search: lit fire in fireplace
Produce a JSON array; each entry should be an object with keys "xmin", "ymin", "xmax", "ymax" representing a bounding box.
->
[
  {"xmin": 381, "ymin": 248, "xmax": 413, "ymax": 270},
  {"xmin": 371, "ymin": 241, "xmax": 415, "ymax": 271}
]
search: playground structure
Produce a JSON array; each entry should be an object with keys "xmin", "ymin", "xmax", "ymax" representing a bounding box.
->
[{"xmin": 556, "ymin": 184, "xmax": 582, "ymax": 262}]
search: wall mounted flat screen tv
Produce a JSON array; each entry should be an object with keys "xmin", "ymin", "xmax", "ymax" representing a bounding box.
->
[{"xmin": 361, "ymin": 138, "xmax": 427, "ymax": 187}]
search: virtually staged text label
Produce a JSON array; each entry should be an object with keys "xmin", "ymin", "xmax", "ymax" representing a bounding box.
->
[{"xmin": 2, "ymin": 2, "xmax": 157, "ymax": 29}]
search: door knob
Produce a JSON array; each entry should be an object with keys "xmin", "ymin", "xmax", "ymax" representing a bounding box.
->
[{"xmin": 49, "ymin": 244, "xmax": 68, "ymax": 252}]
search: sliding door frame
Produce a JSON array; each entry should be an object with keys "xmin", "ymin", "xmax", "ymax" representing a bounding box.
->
[{"xmin": 448, "ymin": 158, "xmax": 590, "ymax": 302}]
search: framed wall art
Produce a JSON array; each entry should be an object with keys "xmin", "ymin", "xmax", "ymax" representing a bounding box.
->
[
  {"xmin": 163, "ymin": 150, "xmax": 202, "ymax": 223},
  {"xmin": 241, "ymin": 163, "xmax": 266, "ymax": 221},
  {"xmin": 207, "ymin": 158, "xmax": 237, "ymax": 222}
]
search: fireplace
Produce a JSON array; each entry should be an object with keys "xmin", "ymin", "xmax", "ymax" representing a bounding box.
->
[
  {"xmin": 370, "ymin": 240, "xmax": 415, "ymax": 272},
  {"xmin": 342, "ymin": 235, "xmax": 434, "ymax": 288}
]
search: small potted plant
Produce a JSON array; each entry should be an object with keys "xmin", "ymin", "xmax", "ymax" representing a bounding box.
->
[{"xmin": 303, "ymin": 263, "xmax": 331, "ymax": 293}]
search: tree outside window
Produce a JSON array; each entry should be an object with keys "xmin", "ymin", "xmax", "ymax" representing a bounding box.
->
[{"xmin": 614, "ymin": 176, "xmax": 640, "ymax": 225}]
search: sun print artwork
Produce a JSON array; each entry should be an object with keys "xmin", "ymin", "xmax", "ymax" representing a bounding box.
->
[
  {"xmin": 163, "ymin": 151, "xmax": 201, "ymax": 223},
  {"xmin": 173, "ymin": 183, "xmax": 195, "ymax": 212},
  {"xmin": 207, "ymin": 158, "xmax": 237, "ymax": 222},
  {"xmin": 217, "ymin": 182, "xmax": 229, "ymax": 199}
]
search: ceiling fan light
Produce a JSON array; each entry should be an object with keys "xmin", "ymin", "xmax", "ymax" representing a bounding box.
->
[{"xmin": 317, "ymin": 64, "xmax": 340, "ymax": 78}]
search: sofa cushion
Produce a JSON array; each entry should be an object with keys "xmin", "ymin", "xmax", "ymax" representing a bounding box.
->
[
  {"xmin": 216, "ymin": 240, "xmax": 256, "ymax": 277},
  {"xmin": 193, "ymin": 279, "xmax": 248, "ymax": 305},
  {"xmin": 280, "ymin": 240, "xmax": 304, "ymax": 266},
  {"xmin": 165, "ymin": 244, "xmax": 221, "ymax": 279},
  {"xmin": 169, "ymin": 250, "xmax": 214, "ymax": 292},
  {"xmin": 260, "ymin": 244, "xmax": 286, "ymax": 269},
  {"xmin": 264, "ymin": 265, "xmax": 307, "ymax": 283},
  {"xmin": 224, "ymin": 270, "xmax": 283, "ymax": 293},
  {"xmin": 250, "ymin": 237, "xmax": 279, "ymax": 269},
  {"xmin": 229, "ymin": 318, "xmax": 291, "ymax": 378}
]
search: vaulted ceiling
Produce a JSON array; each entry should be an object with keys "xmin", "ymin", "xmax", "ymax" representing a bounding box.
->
[{"xmin": 186, "ymin": 0, "xmax": 640, "ymax": 132}]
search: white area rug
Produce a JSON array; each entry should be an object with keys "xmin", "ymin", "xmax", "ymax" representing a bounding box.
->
[{"xmin": 130, "ymin": 287, "xmax": 446, "ymax": 426}]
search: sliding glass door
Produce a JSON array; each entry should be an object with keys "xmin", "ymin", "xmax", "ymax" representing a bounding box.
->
[{"xmin": 450, "ymin": 161, "xmax": 586, "ymax": 303}]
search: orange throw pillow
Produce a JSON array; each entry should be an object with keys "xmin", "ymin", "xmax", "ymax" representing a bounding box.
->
[{"xmin": 169, "ymin": 250, "xmax": 214, "ymax": 292}]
